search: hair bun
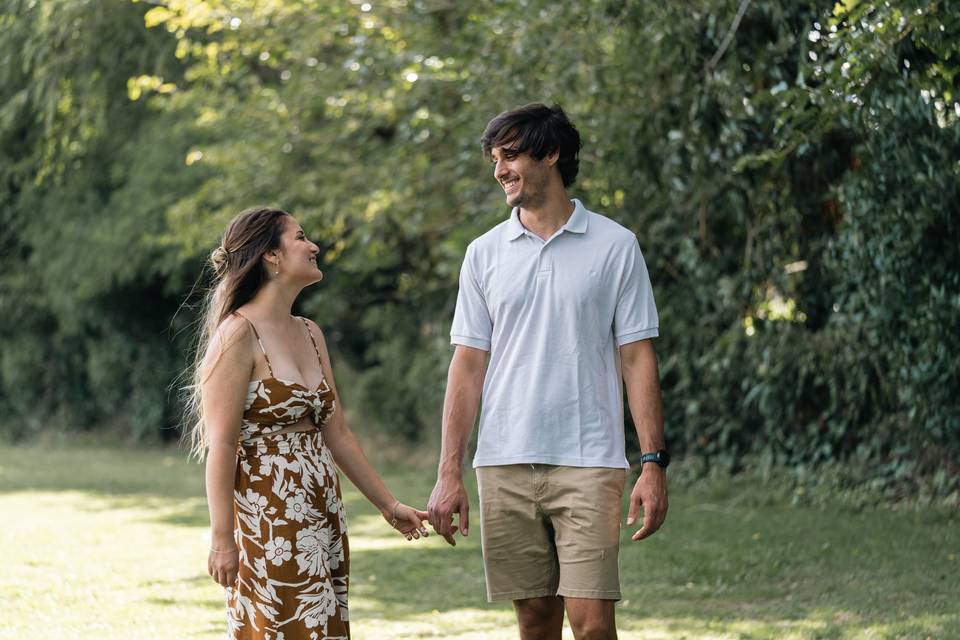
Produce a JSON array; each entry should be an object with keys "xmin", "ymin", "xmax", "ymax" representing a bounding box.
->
[{"xmin": 210, "ymin": 245, "xmax": 230, "ymax": 277}]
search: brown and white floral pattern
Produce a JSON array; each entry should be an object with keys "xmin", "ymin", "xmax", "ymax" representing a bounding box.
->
[
  {"xmin": 239, "ymin": 376, "xmax": 337, "ymax": 442},
  {"xmin": 227, "ymin": 429, "xmax": 349, "ymax": 639},
  {"xmin": 224, "ymin": 314, "xmax": 348, "ymax": 639}
]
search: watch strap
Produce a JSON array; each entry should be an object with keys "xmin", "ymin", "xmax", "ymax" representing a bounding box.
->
[{"xmin": 640, "ymin": 449, "xmax": 670, "ymax": 468}]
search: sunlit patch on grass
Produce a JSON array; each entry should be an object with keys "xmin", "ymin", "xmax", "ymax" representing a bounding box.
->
[
  {"xmin": 350, "ymin": 607, "xmax": 516, "ymax": 640},
  {"xmin": 2, "ymin": 445, "xmax": 958, "ymax": 639}
]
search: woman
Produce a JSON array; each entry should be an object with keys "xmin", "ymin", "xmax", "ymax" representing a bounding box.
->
[{"xmin": 185, "ymin": 206, "xmax": 428, "ymax": 639}]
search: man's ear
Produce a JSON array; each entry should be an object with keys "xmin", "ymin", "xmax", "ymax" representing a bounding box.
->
[{"xmin": 544, "ymin": 148, "xmax": 560, "ymax": 167}]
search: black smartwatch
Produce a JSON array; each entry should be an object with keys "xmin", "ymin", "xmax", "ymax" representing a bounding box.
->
[{"xmin": 639, "ymin": 449, "xmax": 670, "ymax": 469}]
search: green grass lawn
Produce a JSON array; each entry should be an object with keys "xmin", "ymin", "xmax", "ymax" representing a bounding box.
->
[{"xmin": 2, "ymin": 444, "xmax": 957, "ymax": 639}]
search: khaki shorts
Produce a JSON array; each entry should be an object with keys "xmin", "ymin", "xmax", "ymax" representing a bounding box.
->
[{"xmin": 476, "ymin": 464, "xmax": 626, "ymax": 602}]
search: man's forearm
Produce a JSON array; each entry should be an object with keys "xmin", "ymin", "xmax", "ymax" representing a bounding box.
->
[
  {"xmin": 438, "ymin": 350, "xmax": 485, "ymax": 477},
  {"xmin": 621, "ymin": 340, "xmax": 665, "ymax": 452}
]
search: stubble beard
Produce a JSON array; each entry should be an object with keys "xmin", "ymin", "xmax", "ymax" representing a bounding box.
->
[{"xmin": 506, "ymin": 171, "xmax": 547, "ymax": 209}]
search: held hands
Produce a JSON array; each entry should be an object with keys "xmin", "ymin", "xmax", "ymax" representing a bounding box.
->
[
  {"xmin": 382, "ymin": 500, "xmax": 430, "ymax": 541},
  {"xmin": 626, "ymin": 464, "xmax": 668, "ymax": 541},
  {"xmin": 427, "ymin": 474, "xmax": 470, "ymax": 546}
]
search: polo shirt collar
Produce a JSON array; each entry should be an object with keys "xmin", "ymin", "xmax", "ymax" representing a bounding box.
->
[
  {"xmin": 506, "ymin": 199, "xmax": 590, "ymax": 240},
  {"xmin": 506, "ymin": 207, "xmax": 527, "ymax": 240},
  {"xmin": 564, "ymin": 199, "xmax": 589, "ymax": 234}
]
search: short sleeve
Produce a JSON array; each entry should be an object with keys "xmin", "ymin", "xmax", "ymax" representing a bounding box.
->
[
  {"xmin": 450, "ymin": 243, "xmax": 492, "ymax": 351},
  {"xmin": 613, "ymin": 237, "xmax": 659, "ymax": 346}
]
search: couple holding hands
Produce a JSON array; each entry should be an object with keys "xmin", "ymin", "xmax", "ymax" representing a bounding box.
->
[{"xmin": 191, "ymin": 104, "xmax": 669, "ymax": 640}]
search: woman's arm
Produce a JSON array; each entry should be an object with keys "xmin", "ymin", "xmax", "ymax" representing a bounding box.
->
[
  {"xmin": 199, "ymin": 316, "xmax": 253, "ymax": 586},
  {"xmin": 305, "ymin": 318, "xmax": 428, "ymax": 539}
]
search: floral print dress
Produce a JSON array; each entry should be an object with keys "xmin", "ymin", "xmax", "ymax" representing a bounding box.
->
[{"xmin": 226, "ymin": 315, "xmax": 348, "ymax": 640}]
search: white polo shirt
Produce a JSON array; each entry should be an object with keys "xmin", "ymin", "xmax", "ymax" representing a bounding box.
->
[{"xmin": 451, "ymin": 199, "xmax": 659, "ymax": 469}]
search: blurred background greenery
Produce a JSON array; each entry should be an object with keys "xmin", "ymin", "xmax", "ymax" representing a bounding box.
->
[{"xmin": 1, "ymin": 0, "xmax": 957, "ymax": 500}]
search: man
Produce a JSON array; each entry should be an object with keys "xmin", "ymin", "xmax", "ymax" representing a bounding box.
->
[{"xmin": 427, "ymin": 103, "xmax": 668, "ymax": 640}]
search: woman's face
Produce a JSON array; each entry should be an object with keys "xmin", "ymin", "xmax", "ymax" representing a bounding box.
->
[{"xmin": 273, "ymin": 216, "xmax": 323, "ymax": 284}]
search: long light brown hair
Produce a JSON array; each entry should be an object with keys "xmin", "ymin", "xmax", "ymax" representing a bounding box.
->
[{"xmin": 183, "ymin": 206, "xmax": 291, "ymax": 459}]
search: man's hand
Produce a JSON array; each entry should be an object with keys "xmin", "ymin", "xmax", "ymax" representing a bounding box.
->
[
  {"xmin": 427, "ymin": 473, "xmax": 470, "ymax": 546},
  {"xmin": 626, "ymin": 464, "xmax": 668, "ymax": 541}
]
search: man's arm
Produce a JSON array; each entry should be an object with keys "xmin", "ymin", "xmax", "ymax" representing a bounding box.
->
[
  {"xmin": 620, "ymin": 338, "xmax": 668, "ymax": 541},
  {"xmin": 427, "ymin": 345, "xmax": 487, "ymax": 546}
]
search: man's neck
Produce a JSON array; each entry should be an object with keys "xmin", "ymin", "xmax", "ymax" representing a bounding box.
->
[{"xmin": 518, "ymin": 191, "xmax": 575, "ymax": 241}]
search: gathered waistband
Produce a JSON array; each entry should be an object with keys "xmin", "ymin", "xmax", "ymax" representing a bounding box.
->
[{"xmin": 238, "ymin": 428, "xmax": 324, "ymax": 458}]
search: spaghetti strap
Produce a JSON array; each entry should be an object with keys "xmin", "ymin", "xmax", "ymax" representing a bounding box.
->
[
  {"xmin": 235, "ymin": 312, "xmax": 274, "ymax": 376},
  {"xmin": 298, "ymin": 316, "xmax": 324, "ymax": 365}
]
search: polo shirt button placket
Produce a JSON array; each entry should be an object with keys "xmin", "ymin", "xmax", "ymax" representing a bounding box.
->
[{"xmin": 537, "ymin": 245, "xmax": 552, "ymax": 277}]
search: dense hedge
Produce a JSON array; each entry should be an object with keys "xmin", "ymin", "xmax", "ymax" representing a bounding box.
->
[{"xmin": 1, "ymin": 0, "xmax": 957, "ymax": 494}]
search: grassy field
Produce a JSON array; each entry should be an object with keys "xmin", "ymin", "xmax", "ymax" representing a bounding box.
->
[{"xmin": 2, "ymin": 444, "xmax": 958, "ymax": 640}]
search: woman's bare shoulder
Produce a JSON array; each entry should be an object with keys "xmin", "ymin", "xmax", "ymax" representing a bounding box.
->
[
  {"xmin": 300, "ymin": 316, "xmax": 330, "ymax": 351},
  {"xmin": 301, "ymin": 316, "xmax": 324, "ymax": 335},
  {"xmin": 204, "ymin": 313, "xmax": 255, "ymax": 371}
]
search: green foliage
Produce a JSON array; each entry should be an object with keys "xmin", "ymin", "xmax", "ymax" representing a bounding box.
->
[
  {"xmin": 0, "ymin": 0, "xmax": 957, "ymax": 495},
  {"xmin": 0, "ymin": 0, "xmax": 194, "ymax": 439}
]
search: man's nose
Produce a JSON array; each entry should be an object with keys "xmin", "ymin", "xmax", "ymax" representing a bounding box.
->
[{"xmin": 494, "ymin": 161, "xmax": 508, "ymax": 180}]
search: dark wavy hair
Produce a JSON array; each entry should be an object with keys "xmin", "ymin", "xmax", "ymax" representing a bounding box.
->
[{"xmin": 480, "ymin": 103, "xmax": 583, "ymax": 187}]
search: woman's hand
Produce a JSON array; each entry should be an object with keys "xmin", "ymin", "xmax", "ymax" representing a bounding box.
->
[
  {"xmin": 383, "ymin": 501, "xmax": 430, "ymax": 541},
  {"xmin": 208, "ymin": 543, "xmax": 240, "ymax": 588}
]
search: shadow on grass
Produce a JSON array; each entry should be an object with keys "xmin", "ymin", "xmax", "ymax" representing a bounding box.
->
[
  {"xmin": 333, "ymin": 542, "xmax": 960, "ymax": 635},
  {"xmin": 4, "ymin": 444, "xmax": 959, "ymax": 638},
  {"xmin": 0, "ymin": 445, "xmax": 204, "ymax": 498},
  {"xmin": 145, "ymin": 592, "xmax": 224, "ymax": 613}
]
